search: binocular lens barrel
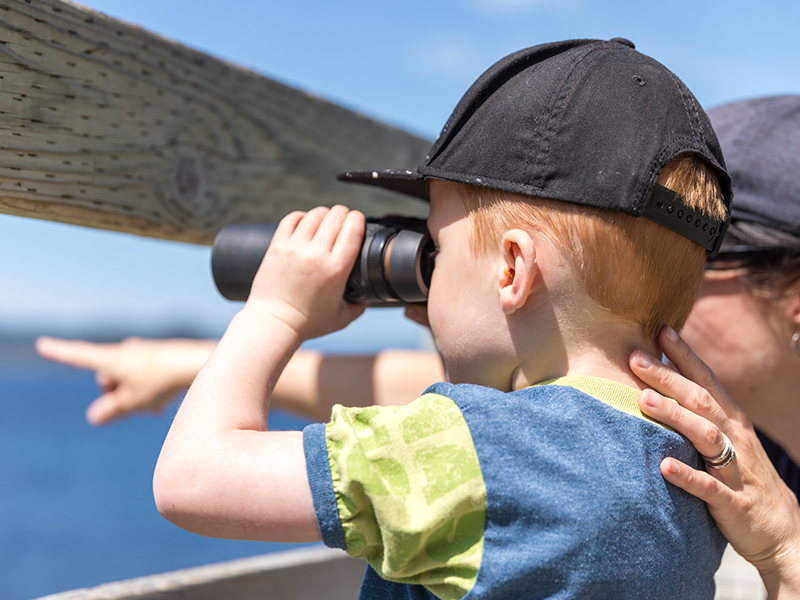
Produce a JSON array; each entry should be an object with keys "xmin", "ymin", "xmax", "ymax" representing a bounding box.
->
[
  {"xmin": 211, "ymin": 218, "xmax": 434, "ymax": 306},
  {"xmin": 211, "ymin": 223, "xmax": 277, "ymax": 303}
]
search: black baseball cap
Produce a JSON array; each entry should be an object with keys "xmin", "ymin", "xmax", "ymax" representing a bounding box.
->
[
  {"xmin": 338, "ymin": 38, "xmax": 732, "ymax": 253},
  {"xmin": 708, "ymin": 96, "xmax": 800, "ymax": 237}
]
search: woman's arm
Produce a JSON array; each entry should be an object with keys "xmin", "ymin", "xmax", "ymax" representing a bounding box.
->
[
  {"xmin": 630, "ymin": 326, "xmax": 800, "ymax": 600},
  {"xmin": 36, "ymin": 336, "xmax": 217, "ymax": 425},
  {"xmin": 37, "ymin": 336, "xmax": 443, "ymax": 424}
]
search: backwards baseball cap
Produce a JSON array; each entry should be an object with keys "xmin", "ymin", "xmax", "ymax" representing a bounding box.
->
[
  {"xmin": 708, "ymin": 96, "xmax": 800, "ymax": 238},
  {"xmin": 338, "ymin": 38, "xmax": 732, "ymax": 253}
]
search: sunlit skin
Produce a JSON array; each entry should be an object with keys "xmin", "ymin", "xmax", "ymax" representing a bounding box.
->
[
  {"xmin": 423, "ymin": 181, "xmax": 516, "ymax": 389},
  {"xmin": 681, "ymin": 270, "xmax": 800, "ymax": 462},
  {"xmin": 418, "ymin": 180, "xmax": 661, "ymax": 393}
]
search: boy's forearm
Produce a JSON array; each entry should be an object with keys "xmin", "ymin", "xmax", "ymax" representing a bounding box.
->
[
  {"xmin": 155, "ymin": 206, "xmax": 371, "ymax": 542},
  {"xmin": 153, "ymin": 304, "xmax": 321, "ymax": 541},
  {"xmin": 166, "ymin": 304, "xmax": 301, "ymax": 437}
]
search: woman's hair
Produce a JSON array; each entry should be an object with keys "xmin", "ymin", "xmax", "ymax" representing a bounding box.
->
[
  {"xmin": 455, "ymin": 154, "xmax": 727, "ymax": 341},
  {"xmin": 715, "ymin": 222, "xmax": 800, "ymax": 297}
]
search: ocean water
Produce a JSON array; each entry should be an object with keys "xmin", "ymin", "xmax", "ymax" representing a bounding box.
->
[
  {"xmin": 0, "ymin": 310, "xmax": 430, "ymax": 599},
  {"xmin": 0, "ymin": 361, "xmax": 313, "ymax": 600}
]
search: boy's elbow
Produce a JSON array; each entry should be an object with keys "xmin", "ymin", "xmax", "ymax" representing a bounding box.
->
[
  {"xmin": 153, "ymin": 455, "xmax": 181, "ymax": 523},
  {"xmin": 153, "ymin": 452, "xmax": 203, "ymax": 532}
]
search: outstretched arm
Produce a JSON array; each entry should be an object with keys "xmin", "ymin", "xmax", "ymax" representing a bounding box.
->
[
  {"xmin": 36, "ymin": 336, "xmax": 443, "ymax": 425},
  {"xmin": 630, "ymin": 327, "xmax": 800, "ymax": 600},
  {"xmin": 36, "ymin": 336, "xmax": 216, "ymax": 425},
  {"xmin": 153, "ymin": 206, "xmax": 368, "ymax": 543}
]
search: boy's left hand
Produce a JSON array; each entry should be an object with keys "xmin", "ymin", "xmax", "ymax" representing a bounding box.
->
[{"xmin": 246, "ymin": 205, "xmax": 367, "ymax": 342}]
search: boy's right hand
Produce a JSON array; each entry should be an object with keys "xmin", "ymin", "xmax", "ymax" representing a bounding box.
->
[
  {"xmin": 245, "ymin": 205, "xmax": 367, "ymax": 342},
  {"xmin": 154, "ymin": 206, "xmax": 366, "ymax": 543}
]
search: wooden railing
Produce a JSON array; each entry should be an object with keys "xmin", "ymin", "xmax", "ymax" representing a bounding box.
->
[
  {"xmin": 36, "ymin": 546, "xmax": 366, "ymax": 600},
  {"xmin": 0, "ymin": 2, "xmax": 422, "ymax": 597},
  {"xmin": 0, "ymin": 0, "xmax": 430, "ymax": 245}
]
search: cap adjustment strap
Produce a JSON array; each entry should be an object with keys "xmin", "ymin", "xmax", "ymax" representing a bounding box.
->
[{"xmin": 643, "ymin": 184, "xmax": 729, "ymax": 254}]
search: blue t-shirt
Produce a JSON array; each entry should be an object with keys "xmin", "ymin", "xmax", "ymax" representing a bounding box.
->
[{"xmin": 303, "ymin": 376, "xmax": 726, "ymax": 599}]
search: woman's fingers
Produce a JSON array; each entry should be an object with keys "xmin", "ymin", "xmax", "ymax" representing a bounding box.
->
[
  {"xmin": 660, "ymin": 457, "xmax": 742, "ymax": 504},
  {"xmin": 630, "ymin": 347, "xmax": 728, "ymax": 424},
  {"xmin": 638, "ymin": 387, "xmax": 728, "ymax": 459},
  {"xmin": 86, "ymin": 392, "xmax": 127, "ymax": 426},
  {"xmin": 657, "ymin": 327, "xmax": 738, "ymax": 416},
  {"xmin": 36, "ymin": 337, "xmax": 111, "ymax": 371}
]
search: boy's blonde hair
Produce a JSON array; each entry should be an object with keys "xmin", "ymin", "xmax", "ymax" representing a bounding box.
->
[{"xmin": 457, "ymin": 154, "xmax": 727, "ymax": 340}]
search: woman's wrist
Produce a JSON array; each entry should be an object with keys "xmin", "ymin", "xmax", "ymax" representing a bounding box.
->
[{"xmin": 754, "ymin": 517, "xmax": 800, "ymax": 599}]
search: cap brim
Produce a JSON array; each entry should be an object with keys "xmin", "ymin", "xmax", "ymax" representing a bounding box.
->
[{"xmin": 336, "ymin": 169, "xmax": 429, "ymax": 201}]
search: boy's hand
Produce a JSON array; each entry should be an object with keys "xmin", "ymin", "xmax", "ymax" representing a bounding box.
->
[
  {"xmin": 246, "ymin": 205, "xmax": 367, "ymax": 342},
  {"xmin": 155, "ymin": 206, "xmax": 366, "ymax": 543}
]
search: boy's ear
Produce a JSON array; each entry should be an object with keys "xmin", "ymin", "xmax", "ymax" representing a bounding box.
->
[{"xmin": 499, "ymin": 229, "xmax": 538, "ymax": 314}]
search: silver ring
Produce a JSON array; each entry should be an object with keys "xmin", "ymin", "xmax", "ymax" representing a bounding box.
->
[{"xmin": 703, "ymin": 433, "xmax": 736, "ymax": 470}]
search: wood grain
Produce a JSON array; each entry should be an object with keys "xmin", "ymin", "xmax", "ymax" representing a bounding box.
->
[
  {"xmin": 0, "ymin": 0, "xmax": 431, "ymax": 244},
  {"xmin": 37, "ymin": 546, "xmax": 366, "ymax": 600}
]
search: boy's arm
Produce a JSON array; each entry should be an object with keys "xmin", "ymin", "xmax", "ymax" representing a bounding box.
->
[{"xmin": 153, "ymin": 206, "xmax": 367, "ymax": 543}]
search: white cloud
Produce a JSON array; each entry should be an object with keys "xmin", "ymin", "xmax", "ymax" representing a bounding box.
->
[
  {"xmin": 410, "ymin": 36, "xmax": 486, "ymax": 84},
  {"xmin": 419, "ymin": 38, "xmax": 483, "ymax": 78},
  {"xmin": 470, "ymin": 0, "xmax": 583, "ymax": 15}
]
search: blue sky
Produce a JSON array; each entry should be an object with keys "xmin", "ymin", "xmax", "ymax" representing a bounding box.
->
[{"xmin": 1, "ymin": 0, "xmax": 798, "ymax": 344}]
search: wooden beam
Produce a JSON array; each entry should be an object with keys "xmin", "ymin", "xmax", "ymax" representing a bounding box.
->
[
  {"xmin": 0, "ymin": 0, "xmax": 431, "ymax": 244},
  {"xmin": 37, "ymin": 546, "xmax": 366, "ymax": 600}
]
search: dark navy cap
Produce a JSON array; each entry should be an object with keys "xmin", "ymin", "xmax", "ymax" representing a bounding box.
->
[
  {"xmin": 338, "ymin": 38, "xmax": 732, "ymax": 252},
  {"xmin": 709, "ymin": 96, "xmax": 800, "ymax": 237}
]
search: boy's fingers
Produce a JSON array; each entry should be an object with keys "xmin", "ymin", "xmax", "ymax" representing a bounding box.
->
[
  {"xmin": 291, "ymin": 206, "xmax": 331, "ymax": 242},
  {"xmin": 404, "ymin": 304, "xmax": 430, "ymax": 329},
  {"xmin": 332, "ymin": 210, "xmax": 365, "ymax": 259},
  {"xmin": 272, "ymin": 211, "xmax": 307, "ymax": 244},
  {"xmin": 313, "ymin": 205, "xmax": 352, "ymax": 250},
  {"xmin": 35, "ymin": 337, "xmax": 109, "ymax": 370}
]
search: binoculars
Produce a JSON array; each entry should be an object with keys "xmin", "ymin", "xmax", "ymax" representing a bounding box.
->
[{"xmin": 211, "ymin": 216, "xmax": 435, "ymax": 306}]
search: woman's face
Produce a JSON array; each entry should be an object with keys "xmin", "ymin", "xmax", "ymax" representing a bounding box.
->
[{"xmin": 681, "ymin": 270, "xmax": 798, "ymax": 426}]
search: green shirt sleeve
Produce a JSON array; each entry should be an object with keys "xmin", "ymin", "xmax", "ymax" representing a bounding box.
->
[{"xmin": 325, "ymin": 393, "xmax": 486, "ymax": 600}]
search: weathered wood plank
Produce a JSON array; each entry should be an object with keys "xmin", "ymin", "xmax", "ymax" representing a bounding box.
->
[
  {"xmin": 0, "ymin": 0, "xmax": 430, "ymax": 244},
  {"xmin": 36, "ymin": 546, "xmax": 366, "ymax": 600}
]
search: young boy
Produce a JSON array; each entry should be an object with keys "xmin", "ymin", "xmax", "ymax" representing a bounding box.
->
[{"xmin": 154, "ymin": 38, "xmax": 732, "ymax": 599}]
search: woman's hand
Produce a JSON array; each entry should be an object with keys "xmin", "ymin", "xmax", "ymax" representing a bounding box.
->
[
  {"xmin": 629, "ymin": 326, "xmax": 800, "ymax": 599},
  {"xmin": 36, "ymin": 336, "xmax": 216, "ymax": 425}
]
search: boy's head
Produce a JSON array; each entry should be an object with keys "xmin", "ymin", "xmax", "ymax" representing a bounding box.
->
[
  {"xmin": 454, "ymin": 153, "xmax": 726, "ymax": 340},
  {"xmin": 340, "ymin": 38, "xmax": 732, "ymax": 346}
]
